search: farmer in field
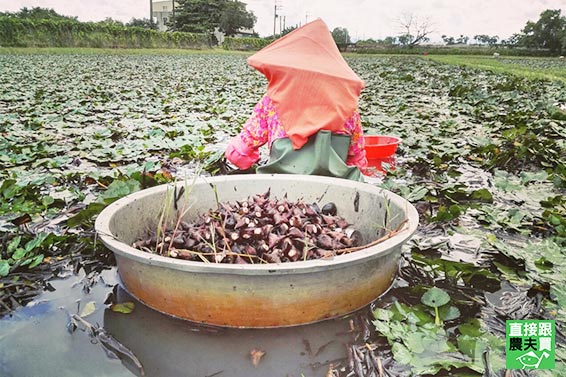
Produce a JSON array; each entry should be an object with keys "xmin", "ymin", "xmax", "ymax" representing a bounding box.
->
[{"xmin": 225, "ymin": 19, "xmax": 368, "ymax": 181}]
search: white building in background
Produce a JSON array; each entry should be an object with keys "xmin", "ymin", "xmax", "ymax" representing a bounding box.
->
[{"xmin": 152, "ymin": 1, "xmax": 177, "ymax": 32}]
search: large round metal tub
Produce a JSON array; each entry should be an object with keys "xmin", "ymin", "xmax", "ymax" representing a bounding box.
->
[{"xmin": 95, "ymin": 174, "xmax": 418, "ymax": 328}]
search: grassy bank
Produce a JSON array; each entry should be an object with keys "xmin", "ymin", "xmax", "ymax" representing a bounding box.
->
[
  {"xmin": 0, "ymin": 47, "xmax": 251, "ymax": 55},
  {"xmin": 427, "ymin": 55, "xmax": 566, "ymax": 82}
]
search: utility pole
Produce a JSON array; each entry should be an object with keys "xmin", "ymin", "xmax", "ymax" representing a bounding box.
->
[
  {"xmin": 273, "ymin": 1, "xmax": 282, "ymax": 37},
  {"xmin": 150, "ymin": 0, "xmax": 153, "ymax": 24},
  {"xmin": 171, "ymin": 0, "xmax": 175, "ymax": 30},
  {"xmin": 273, "ymin": 2, "xmax": 277, "ymax": 37}
]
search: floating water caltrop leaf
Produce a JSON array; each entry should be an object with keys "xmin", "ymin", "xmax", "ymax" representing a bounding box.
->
[
  {"xmin": 28, "ymin": 254, "xmax": 45, "ymax": 269},
  {"xmin": 406, "ymin": 186, "xmax": 428, "ymax": 202},
  {"xmin": 99, "ymin": 179, "xmax": 141, "ymax": 204},
  {"xmin": 0, "ymin": 261, "xmax": 10, "ymax": 277},
  {"xmin": 80, "ymin": 301, "xmax": 96, "ymax": 318},
  {"xmin": 12, "ymin": 248, "xmax": 27, "ymax": 260},
  {"xmin": 520, "ymin": 170, "xmax": 548, "ymax": 184},
  {"xmin": 438, "ymin": 305, "xmax": 461, "ymax": 321},
  {"xmin": 110, "ymin": 302, "xmax": 135, "ymax": 314},
  {"xmin": 6, "ymin": 236, "xmax": 22, "ymax": 254},
  {"xmin": 421, "ymin": 287, "xmax": 450, "ymax": 308},
  {"xmin": 470, "ymin": 188, "xmax": 493, "ymax": 202},
  {"xmin": 66, "ymin": 202, "xmax": 107, "ymax": 227}
]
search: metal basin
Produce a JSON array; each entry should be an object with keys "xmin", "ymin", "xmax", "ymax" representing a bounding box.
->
[{"xmin": 95, "ymin": 174, "xmax": 418, "ymax": 328}]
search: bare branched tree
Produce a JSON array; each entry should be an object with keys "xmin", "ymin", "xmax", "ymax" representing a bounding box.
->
[{"xmin": 398, "ymin": 13, "xmax": 434, "ymax": 47}]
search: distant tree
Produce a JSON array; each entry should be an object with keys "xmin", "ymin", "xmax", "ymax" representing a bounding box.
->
[
  {"xmin": 219, "ymin": 1, "xmax": 256, "ymax": 36},
  {"xmin": 280, "ymin": 26, "xmax": 297, "ymax": 37},
  {"xmin": 518, "ymin": 9, "xmax": 566, "ymax": 54},
  {"xmin": 1, "ymin": 6, "xmax": 77, "ymax": 20},
  {"xmin": 397, "ymin": 34, "xmax": 412, "ymax": 46},
  {"xmin": 126, "ymin": 18, "xmax": 157, "ymax": 30},
  {"xmin": 382, "ymin": 36, "xmax": 397, "ymax": 46},
  {"xmin": 398, "ymin": 13, "xmax": 433, "ymax": 47},
  {"xmin": 441, "ymin": 35, "xmax": 455, "ymax": 45},
  {"xmin": 355, "ymin": 38, "xmax": 391, "ymax": 50},
  {"xmin": 488, "ymin": 35, "xmax": 499, "ymax": 47},
  {"xmin": 503, "ymin": 33, "xmax": 521, "ymax": 47},
  {"xmin": 172, "ymin": 0, "xmax": 256, "ymax": 36},
  {"xmin": 332, "ymin": 27, "xmax": 351, "ymax": 45},
  {"xmin": 456, "ymin": 35, "xmax": 469, "ymax": 44},
  {"xmin": 171, "ymin": 0, "xmax": 223, "ymax": 33},
  {"xmin": 474, "ymin": 34, "xmax": 499, "ymax": 46},
  {"xmin": 97, "ymin": 17, "xmax": 124, "ymax": 26},
  {"xmin": 473, "ymin": 34, "xmax": 487, "ymax": 44},
  {"xmin": 355, "ymin": 38, "xmax": 377, "ymax": 47}
]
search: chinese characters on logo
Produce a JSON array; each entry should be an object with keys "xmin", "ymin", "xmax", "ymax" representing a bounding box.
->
[{"xmin": 506, "ymin": 320, "xmax": 555, "ymax": 370}]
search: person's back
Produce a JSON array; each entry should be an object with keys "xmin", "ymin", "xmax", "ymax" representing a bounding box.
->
[{"xmin": 225, "ymin": 19, "xmax": 368, "ymax": 181}]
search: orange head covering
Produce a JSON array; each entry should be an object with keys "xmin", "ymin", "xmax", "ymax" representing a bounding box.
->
[{"xmin": 247, "ymin": 19, "xmax": 365, "ymax": 150}]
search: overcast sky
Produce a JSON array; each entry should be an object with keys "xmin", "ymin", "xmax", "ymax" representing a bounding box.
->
[{"xmin": 2, "ymin": 0, "xmax": 565, "ymax": 42}]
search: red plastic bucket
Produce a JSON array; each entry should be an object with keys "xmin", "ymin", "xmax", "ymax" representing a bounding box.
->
[
  {"xmin": 362, "ymin": 135, "xmax": 401, "ymax": 176},
  {"xmin": 363, "ymin": 135, "xmax": 401, "ymax": 159}
]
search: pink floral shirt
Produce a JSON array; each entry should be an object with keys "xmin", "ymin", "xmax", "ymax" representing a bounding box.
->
[{"xmin": 238, "ymin": 95, "xmax": 366, "ymax": 167}]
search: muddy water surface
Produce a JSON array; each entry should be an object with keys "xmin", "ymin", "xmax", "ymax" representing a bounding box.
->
[{"xmin": 0, "ymin": 267, "xmax": 368, "ymax": 377}]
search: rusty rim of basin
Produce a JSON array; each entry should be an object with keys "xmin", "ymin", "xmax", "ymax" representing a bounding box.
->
[{"xmin": 95, "ymin": 175, "xmax": 418, "ymax": 274}]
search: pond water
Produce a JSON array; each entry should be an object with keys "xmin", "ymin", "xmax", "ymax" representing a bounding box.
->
[{"xmin": 0, "ymin": 266, "xmax": 374, "ymax": 377}]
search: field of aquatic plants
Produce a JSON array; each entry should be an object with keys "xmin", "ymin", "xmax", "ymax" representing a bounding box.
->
[{"xmin": 1, "ymin": 52, "xmax": 565, "ymax": 376}]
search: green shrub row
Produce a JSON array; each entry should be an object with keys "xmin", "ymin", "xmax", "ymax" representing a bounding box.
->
[
  {"xmin": 0, "ymin": 18, "xmax": 212, "ymax": 49},
  {"xmin": 220, "ymin": 35, "xmax": 552, "ymax": 56},
  {"xmin": 222, "ymin": 36, "xmax": 273, "ymax": 51}
]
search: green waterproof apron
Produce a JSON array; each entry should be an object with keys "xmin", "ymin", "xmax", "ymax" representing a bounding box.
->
[{"xmin": 257, "ymin": 130, "xmax": 363, "ymax": 182}]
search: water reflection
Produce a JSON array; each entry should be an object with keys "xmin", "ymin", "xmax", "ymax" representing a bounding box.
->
[
  {"xmin": 363, "ymin": 156, "xmax": 396, "ymax": 178},
  {"xmin": 104, "ymin": 286, "xmax": 361, "ymax": 377},
  {"xmin": 0, "ymin": 268, "xmax": 368, "ymax": 377},
  {"xmin": 0, "ymin": 269, "xmax": 132, "ymax": 377}
]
